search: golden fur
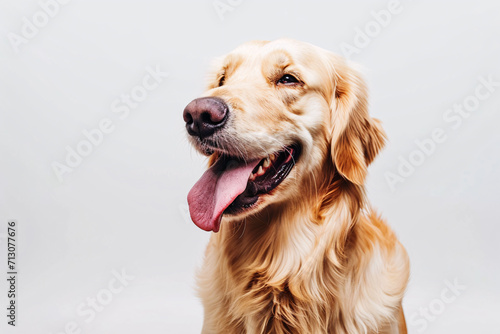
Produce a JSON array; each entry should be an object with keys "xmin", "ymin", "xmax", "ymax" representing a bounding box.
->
[{"xmin": 190, "ymin": 39, "xmax": 409, "ymax": 334}]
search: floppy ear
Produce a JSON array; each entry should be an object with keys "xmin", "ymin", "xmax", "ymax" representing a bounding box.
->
[{"xmin": 328, "ymin": 56, "xmax": 386, "ymax": 185}]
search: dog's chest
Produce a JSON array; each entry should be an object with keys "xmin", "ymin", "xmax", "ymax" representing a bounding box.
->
[{"xmin": 222, "ymin": 259, "xmax": 340, "ymax": 333}]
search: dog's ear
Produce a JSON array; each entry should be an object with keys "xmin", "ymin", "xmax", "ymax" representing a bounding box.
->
[{"xmin": 328, "ymin": 55, "xmax": 386, "ymax": 185}]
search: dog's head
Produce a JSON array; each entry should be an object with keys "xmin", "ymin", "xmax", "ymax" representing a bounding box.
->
[{"xmin": 184, "ymin": 39, "xmax": 385, "ymax": 232}]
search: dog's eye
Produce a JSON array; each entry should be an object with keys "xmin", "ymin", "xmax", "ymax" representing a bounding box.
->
[
  {"xmin": 218, "ymin": 75, "xmax": 225, "ymax": 87},
  {"xmin": 277, "ymin": 74, "xmax": 300, "ymax": 86}
]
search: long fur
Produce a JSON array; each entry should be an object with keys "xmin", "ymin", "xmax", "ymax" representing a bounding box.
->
[{"xmin": 190, "ymin": 39, "xmax": 410, "ymax": 334}]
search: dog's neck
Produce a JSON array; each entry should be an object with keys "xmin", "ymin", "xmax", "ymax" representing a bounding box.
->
[{"xmin": 214, "ymin": 169, "xmax": 366, "ymax": 288}]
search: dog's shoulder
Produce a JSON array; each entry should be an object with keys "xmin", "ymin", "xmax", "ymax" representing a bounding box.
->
[{"xmin": 339, "ymin": 211, "xmax": 410, "ymax": 331}]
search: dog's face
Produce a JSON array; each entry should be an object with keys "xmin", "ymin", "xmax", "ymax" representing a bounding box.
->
[{"xmin": 184, "ymin": 39, "xmax": 385, "ymax": 232}]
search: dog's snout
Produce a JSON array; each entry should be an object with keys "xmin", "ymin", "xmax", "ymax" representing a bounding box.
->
[{"xmin": 183, "ymin": 97, "xmax": 228, "ymax": 138}]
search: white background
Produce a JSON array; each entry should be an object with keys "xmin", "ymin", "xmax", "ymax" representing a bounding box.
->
[{"xmin": 1, "ymin": 0, "xmax": 499, "ymax": 333}]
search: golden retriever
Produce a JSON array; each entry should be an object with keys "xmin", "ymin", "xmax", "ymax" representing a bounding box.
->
[{"xmin": 183, "ymin": 39, "xmax": 409, "ymax": 334}]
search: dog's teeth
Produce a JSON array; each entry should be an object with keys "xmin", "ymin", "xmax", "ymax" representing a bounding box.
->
[
  {"xmin": 249, "ymin": 173, "xmax": 256, "ymax": 181},
  {"xmin": 270, "ymin": 154, "xmax": 276, "ymax": 162},
  {"xmin": 263, "ymin": 157, "xmax": 271, "ymax": 168},
  {"xmin": 257, "ymin": 166, "xmax": 264, "ymax": 176}
]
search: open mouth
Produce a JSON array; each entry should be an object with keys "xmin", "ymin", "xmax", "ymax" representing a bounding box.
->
[
  {"xmin": 187, "ymin": 144, "xmax": 301, "ymax": 232},
  {"xmin": 225, "ymin": 144, "xmax": 301, "ymax": 215}
]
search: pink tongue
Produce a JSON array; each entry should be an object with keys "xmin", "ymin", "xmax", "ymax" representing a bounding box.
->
[{"xmin": 187, "ymin": 158, "xmax": 260, "ymax": 232}]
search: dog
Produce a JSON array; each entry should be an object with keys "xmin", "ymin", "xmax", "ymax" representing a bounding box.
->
[{"xmin": 183, "ymin": 39, "xmax": 409, "ymax": 334}]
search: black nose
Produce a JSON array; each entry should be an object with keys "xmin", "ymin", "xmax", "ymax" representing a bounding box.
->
[{"xmin": 183, "ymin": 97, "xmax": 228, "ymax": 139}]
